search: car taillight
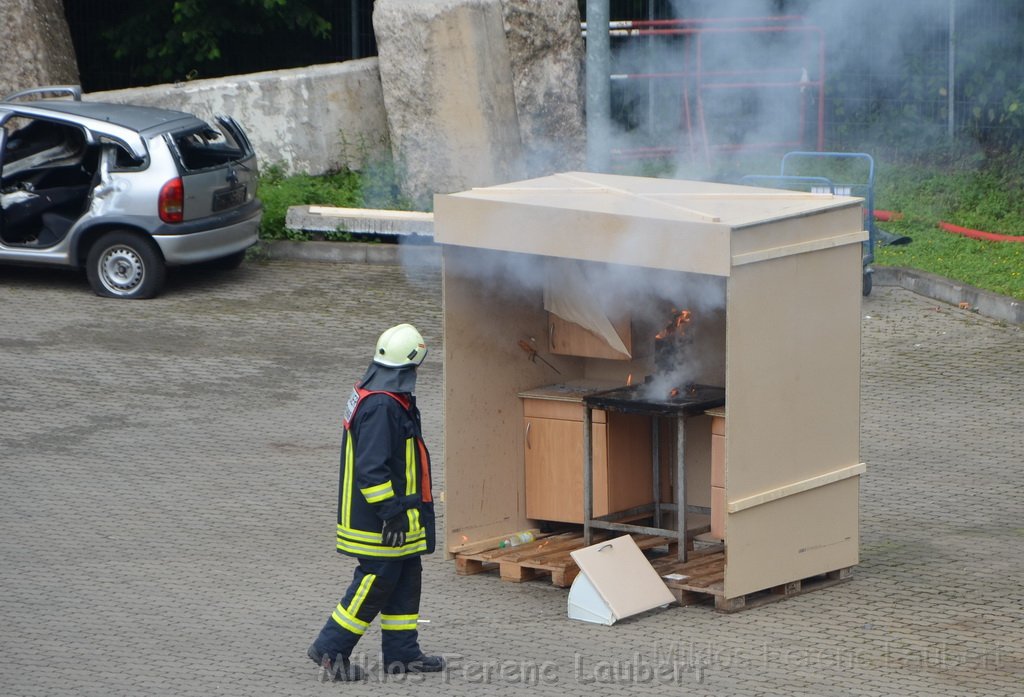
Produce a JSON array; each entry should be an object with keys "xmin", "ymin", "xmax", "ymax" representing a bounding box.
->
[{"xmin": 159, "ymin": 177, "xmax": 184, "ymax": 223}]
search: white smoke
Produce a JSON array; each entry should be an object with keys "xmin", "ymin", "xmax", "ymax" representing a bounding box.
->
[{"xmin": 595, "ymin": 0, "xmax": 982, "ymax": 176}]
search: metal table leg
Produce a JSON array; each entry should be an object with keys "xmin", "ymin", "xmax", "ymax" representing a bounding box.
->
[
  {"xmin": 583, "ymin": 406, "xmax": 593, "ymax": 546},
  {"xmin": 676, "ymin": 414, "xmax": 687, "ymax": 561},
  {"xmin": 652, "ymin": 417, "xmax": 661, "ymax": 529}
]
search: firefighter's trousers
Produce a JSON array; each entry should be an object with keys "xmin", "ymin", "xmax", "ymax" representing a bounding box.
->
[{"xmin": 313, "ymin": 556, "xmax": 423, "ymax": 663}]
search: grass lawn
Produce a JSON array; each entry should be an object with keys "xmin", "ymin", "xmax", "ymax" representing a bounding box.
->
[{"xmin": 874, "ymin": 160, "xmax": 1024, "ymax": 301}]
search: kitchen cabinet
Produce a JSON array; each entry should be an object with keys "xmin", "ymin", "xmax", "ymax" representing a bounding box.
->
[
  {"xmin": 547, "ymin": 312, "xmax": 632, "ymax": 361},
  {"xmin": 709, "ymin": 407, "xmax": 726, "ymax": 539},
  {"xmin": 520, "ymin": 385, "xmax": 653, "ymax": 524}
]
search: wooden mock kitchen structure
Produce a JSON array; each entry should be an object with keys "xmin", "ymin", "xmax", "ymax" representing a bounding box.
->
[{"xmin": 433, "ymin": 171, "xmax": 866, "ymax": 603}]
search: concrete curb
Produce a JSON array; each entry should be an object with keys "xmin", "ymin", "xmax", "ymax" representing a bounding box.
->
[
  {"xmin": 873, "ymin": 266, "xmax": 1023, "ymax": 325},
  {"xmin": 262, "ymin": 241, "xmax": 1021, "ymax": 326}
]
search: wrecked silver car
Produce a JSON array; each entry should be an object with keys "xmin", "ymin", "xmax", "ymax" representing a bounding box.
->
[{"xmin": 0, "ymin": 86, "xmax": 261, "ymax": 299}]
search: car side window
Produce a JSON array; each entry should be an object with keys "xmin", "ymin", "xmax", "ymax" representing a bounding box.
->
[
  {"xmin": 172, "ymin": 125, "xmax": 244, "ymax": 172},
  {"xmin": 1, "ymin": 116, "xmax": 87, "ymax": 179},
  {"xmin": 101, "ymin": 137, "xmax": 145, "ymax": 171}
]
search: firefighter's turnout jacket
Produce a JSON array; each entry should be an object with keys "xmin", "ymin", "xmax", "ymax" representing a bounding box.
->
[{"xmin": 336, "ymin": 386, "xmax": 435, "ymax": 559}]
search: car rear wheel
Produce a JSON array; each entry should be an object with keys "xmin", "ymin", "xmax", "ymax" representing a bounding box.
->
[{"xmin": 86, "ymin": 231, "xmax": 166, "ymax": 299}]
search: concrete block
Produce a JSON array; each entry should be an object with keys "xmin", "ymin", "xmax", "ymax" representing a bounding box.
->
[
  {"xmin": 285, "ymin": 205, "xmax": 434, "ymax": 238},
  {"xmin": 0, "ymin": 0, "xmax": 79, "ymax": 96},
  {"xmin": 373, "ymin": 0, "xmax": 526, "ymax": 206},
  {"xmin": 501, "ymin": 0, "xmax": 586, "ymax": 175}
]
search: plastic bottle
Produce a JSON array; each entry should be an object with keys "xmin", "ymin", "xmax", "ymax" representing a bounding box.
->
[{"xmin": 498, "ymin": 531, "xmax": 535, "ymax": 548}]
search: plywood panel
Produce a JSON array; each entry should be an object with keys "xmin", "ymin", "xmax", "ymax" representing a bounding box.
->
[
  {"xmin": 684, "ymin": 416, "xmax": 712, "ymax": 509},
  {"xmin": 710, "ymin": 486, "xmax": 725, "ymax": 539},
  {"xmin": 443, "ymin": 247, "xmax": 587, "ymax": 552},
  {"xmin": 434, "ymin": 194, "xmax": 731, "ymax": 275},
  {"xmin": 723, "ymin": 477, "xmax": 860, "ymax": 598},
  {"xmin": 435, "ymin": 172, "xmax": 864, "ymax": 276},
  {"xmin": 654, "ymin": 415, "xmax": 712, "ymax": 509},
  {"xmin": 723, "ymin": 236, "xmax": 863, "ymax": 597},
  {"xmin": 724, "ymin": 243, "xmax": 862, "ymax": 500},
  {"xmin": 711, "ymin": 434, "xmax": 725, "ymax": 488},
  {"xmin": 731, "ymin": 207, "xmax": 865, "ymax": 261},
  {"xmin": 605, "ymin": 412, "xmax": 653, "ymax": 512}
]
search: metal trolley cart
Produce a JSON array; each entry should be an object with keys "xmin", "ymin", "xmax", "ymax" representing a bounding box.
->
[{"xmin": 740, "ymin": 151, "xmax": 879, "ymax": 296}]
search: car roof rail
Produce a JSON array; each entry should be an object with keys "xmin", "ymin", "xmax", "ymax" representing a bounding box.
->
[{"xmin": 1, "ymin": 85, "xmax": 82, "ymax": 103}]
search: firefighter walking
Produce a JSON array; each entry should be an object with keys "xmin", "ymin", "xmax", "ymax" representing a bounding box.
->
[{"xmin": 308, "ymin": 324, "xmax": 444, "ymax": 681}]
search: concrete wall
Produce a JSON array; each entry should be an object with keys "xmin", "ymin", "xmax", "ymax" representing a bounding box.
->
[{"xmin": 89, "ymin": 60, "xmax": 390, "ymax": 176}]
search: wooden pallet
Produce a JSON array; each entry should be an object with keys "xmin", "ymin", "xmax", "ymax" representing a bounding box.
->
[
  {"xmin": 454, "ymin": 531, "xmax": 676, "ymax": 588},
  {"xmin": 652, "ymin": 551, "xmax": 854, "ymax": 612},
  {"xmin": 454, "ymin": 533, "xmax": 852, "ymax": 610}
]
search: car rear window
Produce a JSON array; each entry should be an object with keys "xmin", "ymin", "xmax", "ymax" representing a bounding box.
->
[{"xmin": 172, "ymin": 124, "xmax": 246, "ymax": 172}]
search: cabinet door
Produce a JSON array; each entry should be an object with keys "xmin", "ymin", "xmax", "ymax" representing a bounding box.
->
[{"xmin": 524, "ymin": 417, "xmax": 608, "ymax": 523}]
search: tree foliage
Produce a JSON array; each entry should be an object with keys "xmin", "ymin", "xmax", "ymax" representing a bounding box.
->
[{"xmin": 92, "ymin": 0, "xmax": 333, "ymax": 85}]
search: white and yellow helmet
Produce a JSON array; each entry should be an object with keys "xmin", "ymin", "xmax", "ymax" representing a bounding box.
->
[{"xmin": 374, "ymin": 323, "xmax": 427, "ymax": 368}]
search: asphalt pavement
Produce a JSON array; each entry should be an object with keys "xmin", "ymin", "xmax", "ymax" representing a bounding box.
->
[{"xmin": 0, "ymin": 256, "xmax": 1021, "ymax": 696}]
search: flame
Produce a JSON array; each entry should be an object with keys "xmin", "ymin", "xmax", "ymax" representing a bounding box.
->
[
  {"xmin": 669, "ymin": 387, "xmax": 680, "ymax": 398},
  {"xmin": 626, "ymin": 373, "xmax": 633, "ymax": 386},
  {"xmin": 655, "ymin": 308, "xmax": 692, "ymax": 340}
]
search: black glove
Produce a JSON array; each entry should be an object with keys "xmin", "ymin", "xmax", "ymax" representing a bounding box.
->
[{"xmin": 382, "ymin": 515, "xmax": 407, "ymax": 548}]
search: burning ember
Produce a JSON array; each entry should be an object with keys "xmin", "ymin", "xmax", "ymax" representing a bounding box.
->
[
  {"xmin": 655, "ymin": 308, "xmax": 691, "ymax": 340},
  {"xmin": 652, "ymin": 307, "xmax": 697, "ymax": 386},
  {"xmin": 668, "ymin": 383, "xmax": 700, "ymax": 399}
]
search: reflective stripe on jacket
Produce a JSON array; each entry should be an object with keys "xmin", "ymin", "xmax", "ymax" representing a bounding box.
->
[{"xmin": 336, "ymin": 386, "xmax": 435, "ymax": 559}]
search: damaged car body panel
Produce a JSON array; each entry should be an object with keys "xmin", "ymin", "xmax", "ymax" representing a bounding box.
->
[{"xmin": 0, "ymin": 87, "xmax": 261, "ymax": 298}]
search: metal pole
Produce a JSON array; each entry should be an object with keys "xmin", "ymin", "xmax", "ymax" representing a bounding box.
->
[
  {"xmin": 652, "ymin": 417, "xmax": 661, "ymax": 528},
  {"xmin": 676, "ymin": 415, "xmax": 687, "ymax": 561},
  {"xmin": 583, "ymin": 406, "xmax": 594, "ymax": 546},
  {"xmin": 351, "ymin": 0, "xmax": 361, "ymax": 59},
  {"xmin": 647, "ymin": 0, "xmax": 655, "ymax": 138},
  {"xmin": 947, "ymin": 0, "xmax": 956, "ymax": 140},
  {"xmin": 586, "ymin": 0, "xmax": 611, "ymax": 172}
]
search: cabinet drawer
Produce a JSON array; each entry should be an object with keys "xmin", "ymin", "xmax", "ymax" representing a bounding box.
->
[{"xmin": 522, "ymin": 398, "xmax": 606, "ymax": 423}]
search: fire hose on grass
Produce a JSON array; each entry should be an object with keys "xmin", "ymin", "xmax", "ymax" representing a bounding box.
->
[{"xmin": 874, "ymin": 210, "xmax": 1024, "ymax": 243}]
